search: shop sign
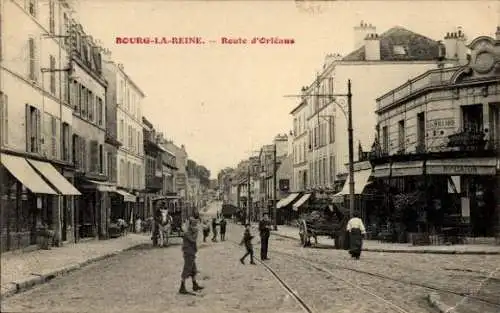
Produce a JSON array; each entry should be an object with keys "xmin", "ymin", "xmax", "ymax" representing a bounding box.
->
[
  {"xmin": 427, "ymin": 118, "xmax": 455, "ymax": 129},
  {"xmin": 442, "ymin": 165, "xmax": 478, "ymax": 175}
]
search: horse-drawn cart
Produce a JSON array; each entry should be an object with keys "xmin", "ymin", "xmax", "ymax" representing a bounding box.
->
[{"xmin": 298, "ymin": 204, "xmax": 348, "ymax": 247}]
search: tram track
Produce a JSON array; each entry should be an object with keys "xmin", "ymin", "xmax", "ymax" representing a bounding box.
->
[{"xmin": 227, "ymin": 238, "xmax": 415, "ymax": 313}]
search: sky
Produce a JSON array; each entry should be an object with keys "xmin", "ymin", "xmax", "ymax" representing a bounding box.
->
[{"xmin": 73, "ymin": 0, "xmax": 500, "ymax": 178}]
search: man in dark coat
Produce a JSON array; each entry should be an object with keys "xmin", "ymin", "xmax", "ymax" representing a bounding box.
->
[
  {"xmin": 211, "ymin": 217, "xmax": 218, "ymax": 242},
  {"xmin": 179, "ymin": 217, "xmax": 204, "ymax": 294},
  {"xmin": 219, "ymin": 217, "xmax": 227, "ymax": 241},
  {"xmin": 258, "ymin": 213, "xmax": 272, "ymax": 260}
]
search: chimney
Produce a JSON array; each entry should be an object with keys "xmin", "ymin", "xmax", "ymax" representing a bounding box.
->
[
  {"xmin": 496, "ymin": 26, "xmax": 500, "ymax": 40},
  {"xmin": 101, "ymin": 48, "xmax": 112, "ymax": 63},
  {"xmin": 443, "ymin": 27, "xmax": 467, "ymax": 62},
  {"xmin": 364, "ymin": 33, "xmax": 381, "ymax": 61},
  {"xmin": 354, "ymin": 20, "xmax": 376, "ymax": 50}
]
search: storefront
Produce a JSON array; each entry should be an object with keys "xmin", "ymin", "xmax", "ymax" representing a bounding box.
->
[{"xmin": 0, "ymin": 154, "xmax": 81, "ymax": 251}]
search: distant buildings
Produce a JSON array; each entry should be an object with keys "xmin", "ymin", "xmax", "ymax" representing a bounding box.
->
[{"xmin": 0, "ymin": 1, "xmax": 211, "ymax": 252}]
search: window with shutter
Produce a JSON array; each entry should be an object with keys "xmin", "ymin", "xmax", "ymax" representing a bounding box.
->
[
  {"xmin": 28, "ymin": 38, "xmax": 37, "ymax": 82},
  {"xmin": 88, "ymin": 92, "xmax": 94, "ymax": 121},
  {"xmin": 49, "ymin": 55, "xmax": 56, "ymax": 94},
  {"xmin": 72, "ymin": 135, "xmax": 78, "ymax": 167},
  {"xmin": 35, "ymin": 108, "xmax": 41, "ymax": 153},
  {"xmin": 1, "ymin": 93, "xmax": 7, "ymax": 146},
  {"xmin": 80, "ymin": 86, "xmax": 86, "ymax": 117},
  {"xmin": 90, "ymin": 141, "xmax": 98, "ymax": 173},
  {"xmin": 62, "ymin": 123, "xmax": 70, "ymax": 161},
  {"xmin": 99, "ymin": 145, "xmax": 103, "ymax": 173},
  {"xmin": 81, "ymin": 139, "xmax": 87, "ymax": 172},
  {"xmin": 48, "ymin": 115, "xmax": 56, "ymax": 158},
  {"xmin": 97, "ymin": 97, "xmax": 103, "ymax": 126},
  {"xmin": 112, "ymin": 157, "xmax": 117, "ymax": 182}
]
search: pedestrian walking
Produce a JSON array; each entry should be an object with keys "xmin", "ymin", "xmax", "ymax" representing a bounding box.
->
[
  {"xmin": 346, "ymin": 211, "xmax": 366, "ymax": 260},
  {"xmin": 219, "ymin": 216, "xmax": 227, "ymax": 241},
  {"xmin": 179, "ymin": 217, "xmax": 204, "ymax": 294},
  {"xmin": 202, "ymin": 219, "xmax": 210, "ymax": 242},
  {"xmin": 258, "ymin": 213, "xmax": 271, "ymax": 260},
  {"xmin": 239, "ymin": 224, "xmax": 255, "ymax": 265},
  {"xmin": 211, "ymin": 217, "xmax": 218, "ymax": 242}
]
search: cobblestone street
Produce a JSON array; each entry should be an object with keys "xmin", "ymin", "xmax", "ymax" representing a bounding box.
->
[
  {"xmin": 2, "ymin": 221, "xmax": 499, "ymax": 313},
  {"xmin": 1, "ymin": 233, "xmax": 300, "ymax": 313}
]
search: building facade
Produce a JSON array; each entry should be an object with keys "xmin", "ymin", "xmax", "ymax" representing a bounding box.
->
[
  {"xmin": 142, "ymin": 117, "xmax": 164, "ymax": 219},
  {"xmin": 1, "ymin": 0, "xmax": 81, "ymax": 250},
  {"xmin": 68, "ymin": 21, "xmax": 110, "ymax": 241},
  {"xmin": 371, "ymin": 30, "xmax": 500, "ymax": 240},
  {"xmin": 102, "ymin": 59, "xmax": 144, "ymax": 226},
  {"xmin": 294, "ymin": 22, "xmax": 463, "ymax": 197}
]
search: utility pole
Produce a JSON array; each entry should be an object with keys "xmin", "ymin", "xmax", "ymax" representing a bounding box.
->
[
  {"xmin": 284, "ymin": 79, "xmax": 355, "ymax": 217},
  {"xmin": 347, "ymin": 80, "xmax": 355, "ymax": 218},
  {"xmin": 272, "ymin": 144, "xmax": 278, "ymax": 230}
]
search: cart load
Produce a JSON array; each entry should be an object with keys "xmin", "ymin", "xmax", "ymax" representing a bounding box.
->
[{"xmin": 298, "ymin": 204, "xmax": 348, "ymax": 247}]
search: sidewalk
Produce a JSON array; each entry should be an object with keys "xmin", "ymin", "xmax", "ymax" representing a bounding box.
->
[
  {"xmin": 268, "ymin": 224, "xmax": 500, "ymax": 255},
  {"xmin": 1, "ymin": 233, "xmax": 150, "ymax": 299}
]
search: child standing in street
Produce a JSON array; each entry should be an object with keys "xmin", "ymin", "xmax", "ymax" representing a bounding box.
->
[
  {"xmin": 202, "ymin": 219, "xmax": 210, "ymax": 242},
  {"xmin": 239, "ymin": 224, "xmax": 256, "ymax": 265}
]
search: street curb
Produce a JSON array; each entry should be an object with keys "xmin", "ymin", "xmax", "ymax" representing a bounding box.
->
[
  {"xmin": 0, "ymin": 242, "xmax": 149, "ymax": 299},
  {"xmin": 270, "ymin": 232, "xmax": 500, "ymax": 255},
  {"xmin": 427, "ymin": 292, "xmax": 457, "ymax": 313}
]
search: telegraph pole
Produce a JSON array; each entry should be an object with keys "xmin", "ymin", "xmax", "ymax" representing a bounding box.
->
[
  {"xmin": 285, "ymin": 79, "xmax": 355, "ymax": 218},
  {"xmin": 347, "ymin": 80, "xmax": 355, "ymax": 218},
  {"xmin": 272, "ymin": 144, "xmax": 278, "ymax": 230}
]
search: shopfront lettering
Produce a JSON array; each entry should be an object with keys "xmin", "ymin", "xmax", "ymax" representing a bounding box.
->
[
  {"xmin": 427, "ymin": 118, "xmax": 455, "ymax": 129},
  {"xmin": 442, "ymin": 165, "xmax": 478, "ymax": 174}
]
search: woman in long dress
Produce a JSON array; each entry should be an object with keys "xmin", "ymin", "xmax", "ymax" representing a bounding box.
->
[{"xmin": 346, "ymin": 212, "xmax": 366, "ymax": 259}]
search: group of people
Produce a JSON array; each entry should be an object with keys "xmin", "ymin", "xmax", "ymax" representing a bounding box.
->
[
  {"xmin": 201, "ymin": 216, "xmax": 227, "ymax": 242},
  {"xmin": 178, "ymin": 209, "xmax": 367, "ymax": 295}
]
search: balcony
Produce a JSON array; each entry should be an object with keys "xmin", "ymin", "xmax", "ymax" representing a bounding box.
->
[
  {"xmin": 377, "ymin": 66, "xmax": 458, "ymax": 112},
  {"xmin": 146, "ymin": 175, "xmax": 163, "ymax": 191}
]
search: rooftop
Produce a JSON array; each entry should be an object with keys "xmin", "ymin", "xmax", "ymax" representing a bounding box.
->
[{"xmin": 343, "ymin": 26, "xmax": 441, "ymax": 62}]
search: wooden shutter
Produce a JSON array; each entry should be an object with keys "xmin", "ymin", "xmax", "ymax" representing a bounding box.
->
[
  {"xmin": 81, "ymin": 139, "xmax": 86, "ymax": 172},
  {"xmin": 90, "ymin": 141, "xmax": 98, "ymax": 173},
  {"xmin": 49, "ymin": 55, "xmax": 56, "ymax": 94},
  {"xmin": 28, "ymin": 38, "xmax": 36, "ymax": 81},
  {"xmin": 35, "ymin": 108, "xmax": 41, "ymax": 153},
  {"xmin": 42, "ymin": 113, "xmax": 51, "ymax": 157}
]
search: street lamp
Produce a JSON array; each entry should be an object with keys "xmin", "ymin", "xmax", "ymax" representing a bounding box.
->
[{"xmin": 285, "ymin": 79, "xmax": 355, "ymax": 217}]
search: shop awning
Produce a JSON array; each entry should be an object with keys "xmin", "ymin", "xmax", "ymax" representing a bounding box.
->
[
  {"xmin": 334, "ymin": 168, "xmax": 373, "ymax": 196},
  {"xmin": 276, "ymin": 193, "xmax": 300, "ymax": 208},
  {"xmin": 373, "ymin": 163, "xmax": 391, "ymax": 178},
  {"xmin": 0, "ymin": 154, "xmax": 57, "ymax": 194},
  {"xmin": 82, "ymin": 180, "xmax": 117, "ymax": 192},
  {"xmin": 115, "ymin": 190, "xmax": 136, "ymax": 202},
  {"xmin": 391, "ymin": 161, "xmax": 424, "ymax": 177},
  {"xmin": 426, "ymin": 158, "xmax": 496, "ymax": 176},
  {"xmin": 27, "ymin": 159, "xmax": 81, "ymax": 195},
  {"xmin": 292, "ymin": 193, "xmax": 311, "ymax": 211}
]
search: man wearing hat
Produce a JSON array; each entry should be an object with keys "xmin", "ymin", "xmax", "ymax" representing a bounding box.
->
[{"xmin": 179, "ymin": 217, "xmax": 204, "ymax": 294}]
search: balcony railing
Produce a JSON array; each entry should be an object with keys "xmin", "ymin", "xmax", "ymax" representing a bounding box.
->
[{"xmin": 377, "ymin": 67, "xmax": 458, "ymax": 112}]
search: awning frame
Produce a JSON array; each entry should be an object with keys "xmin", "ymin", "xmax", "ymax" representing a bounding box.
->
[
  {"xmin": 115, "ymin": 189, "xmax": 136, "ymax": 202},
  {"xmin": 335, "ymin": 168, "xmax": 373, "ymax": 196},
  {"xmin": 1, "ymin": 154, "xmax": 58, "ymax": 195},
  {"xmin": 292, "ymin": 193, "xmax": 311, "ymax": 211},
  {"xmin": 276, "ymin": 193, "xmax": 300, "ymax": 208},
  {"xmin": 27, "ymin": 159, "xmax": 81, "ymax": 195},
  {"xmin": 373, "ymin": 163, "xmax": 391, "ymax": 178}
]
